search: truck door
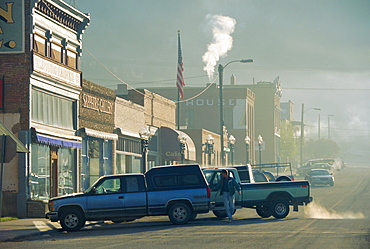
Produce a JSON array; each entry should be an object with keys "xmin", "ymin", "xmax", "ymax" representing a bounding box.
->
[
  {"xmin": 122, "ymin": 175, "xmax": 147, "ymax": 216},
  {"xmin": 86, "ymin": 177, "xmax": 125, "ymax": 218},
  {"xmin": 207, "ymin": 171, "xmax": 241, "ymax": 208}
]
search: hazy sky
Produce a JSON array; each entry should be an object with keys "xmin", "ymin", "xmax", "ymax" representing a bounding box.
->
[{"xmin": 73, "ymin": 0, "xmax": 370, "ymax": 160}]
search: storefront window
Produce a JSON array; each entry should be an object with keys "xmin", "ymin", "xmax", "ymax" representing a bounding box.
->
[
  {"xmin": 58, "ymin": 148, "xmax": 76, "ymax": 196},
  {"xmin": 31, "ymin": 89, "xmax": 76, "ymax": 130},
  {"xmin": 116, "ymin": 154, "xmax": 141, "ymax": 173},
  {"xmin": 30, "ymin": 143, "xmax": 78, "ymax": 200},
  {"xmin": 88, "ymin": 139, "xmax": 101, "ymax": 185},
  {"xmin": 30, "ymin": 143, "xmax": 50, "ymax": 200},
  {"xmin": 81, "ymin": 137, "xmax": 113, "ymax": 191},
  {"xmin": 116, "ymin": 153, "xmax": 126, "ymax": 174}
]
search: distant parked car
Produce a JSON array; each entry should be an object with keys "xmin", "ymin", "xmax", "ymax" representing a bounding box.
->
[
  {"xmin": 305, "ymin": 169, "xmax": 334, "ymax": 186},
  {"xmin": 298, "ymin": 158, "xmax": 344, "ymax": 176},
  {"xmin": 312, "ymin": 163, "xmax": 333, "ymax": 172},
  {"xmin": 297, "ymin": 161, "xmax": 333, "ymax": 176}
]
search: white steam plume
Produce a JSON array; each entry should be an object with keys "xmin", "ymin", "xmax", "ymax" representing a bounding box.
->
[
  {"xmin": 202, "ymin": 14, "xmax": 237, "ymax": 80},
  {"xmin": 305, "ymin": 201, "xmax": 365, "ymax": 219}
]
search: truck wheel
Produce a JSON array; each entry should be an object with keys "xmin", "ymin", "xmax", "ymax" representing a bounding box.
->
[
  {"xmin": 275, "ymin": 176, "xmax": 292, "ymax": 181},
  {"xmin": 271, "ymin": 200, "xmax": 290, "ymax": 219},
  {"xmin": 212, "ymin": 210, "xmax": 227, "ymax": 218},
  {"xmin": 168, "ymin": 203, "xmax": 191, "ymax": 225},
  {"xmin": 189, "ymin": 212, "xmax": 197, "ymax": 221},
  {"xmin": 256, "ymin": 204, "xmax": 272, "ymax": 218},
  {"xmin": 60, "ymin": 208, "xmax": 85, "ymax": 231},
  {"xmin": 212, "ymin": 209, "xmax": 236, "ymax": 218}
]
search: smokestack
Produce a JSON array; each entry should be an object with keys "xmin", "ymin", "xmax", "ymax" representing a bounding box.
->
[
  {"xmin": 116, "ymin": 84, "xmax": 128, "ymax": 97},
  {"xmin": 230, "ymin": 74, "xmax": 236, "ymax": 85}
]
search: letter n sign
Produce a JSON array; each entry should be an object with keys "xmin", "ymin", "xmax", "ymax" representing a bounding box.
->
[{"xmin": 0, "ymin": 76, "xmax": 3, "ymax": 109}]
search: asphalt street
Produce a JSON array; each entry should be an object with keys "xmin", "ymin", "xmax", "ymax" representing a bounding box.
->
[{"xmin": 1, "ymin": 165, "xmax": 369, "ymax": 249}]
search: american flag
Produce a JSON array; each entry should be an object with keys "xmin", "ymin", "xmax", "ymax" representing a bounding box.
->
[{"xmin": 176, "ymin": 31, "xmax": 185, "ymax": 98}]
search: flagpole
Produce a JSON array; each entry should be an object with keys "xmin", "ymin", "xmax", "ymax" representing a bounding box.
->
[{"xmin": 177, "ymin": 91, "xmax": 180, "ymax": 130}]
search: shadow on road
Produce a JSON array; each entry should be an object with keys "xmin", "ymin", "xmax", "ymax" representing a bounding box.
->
[{"xmin": 49, "ymin": 215, "xmax": 297, "ymax": 239}]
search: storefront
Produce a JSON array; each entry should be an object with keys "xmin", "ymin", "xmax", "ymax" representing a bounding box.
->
[
  {"xmin": 158, "ymin": 127, "xmax": 196, "ymax": 165},
  {"xmin": 30, "ymin": 130, "xmax": 81, "ymax": 199},
  {"xmin": 115, "ymin": 129, "xmax": 142, "ymax": 174},
  {"xmin": 79, "ymin": 128, "xmax": 117, "ymax": 190},
  {"xmin": 79, "ymin": 79, "xmax": 116, "ymax": 191}
]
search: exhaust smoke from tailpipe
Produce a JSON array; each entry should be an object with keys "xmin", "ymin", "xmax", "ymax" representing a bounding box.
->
[{"xmin": 305, "ymin": 201, "xmax": 365, "ymax": 219}]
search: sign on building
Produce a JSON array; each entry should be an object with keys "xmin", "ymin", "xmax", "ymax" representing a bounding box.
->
[{"xmin": 0, "ymin": 1, "xmax": 25, "ymax": 53}]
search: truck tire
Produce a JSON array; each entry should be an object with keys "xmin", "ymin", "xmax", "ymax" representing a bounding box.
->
[
  {"xmin": 212, "ymin": 209, "xmax": 236, "ymax": 218},
  {"xmin": 212, "ymin": 210, "xmax": 227, "ymax": 218},
  {"xmin": 168, "ymin": 203, "xmax": 191, "ymax": 225},
  {"xmin": 189, "ymin": 212, "xmax": 197, "ymax": 221},
  {"xmin": 271, "ymin": 200, "xmax": 290, "ymax": 219},
  {"xmin": 275, "ymin": 176, "xmax": 292, "ymax": 181},
  {"xmin": 256, "ymin": 204, "xmax": 272, "ymax": 218},
  {"xmin": 60, "ymin": 208, "xmax": 86, "ymax": 231}
]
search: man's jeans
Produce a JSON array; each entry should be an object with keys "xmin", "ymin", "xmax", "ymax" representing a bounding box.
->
[{"xmin": 222, "ymin": 192, "xmax": 235, "ymax": 219}]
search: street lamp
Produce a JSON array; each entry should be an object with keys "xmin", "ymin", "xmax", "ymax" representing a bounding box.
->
[
  {"xmin": 318, "ymin": 114, "xmax": 334, "ymax": 140},
  {"xmin": 205, "ymin": 134, "xmax": 214, "ymax": 166},
  {"xmin": 258, "ymin": 135, "xmax": 263, "ymax": 167},
  {"xmin": 218, "ymin": 59, "xmax": 253, "ymax": 166},
  {"xmin": 139, "ymin": 127, "xmax": 150, "ymax": 172},
  {"xmin": 300, "ymin": 104, "xmax": 321, "ymax": 167},
  {"xmin": 328, "ymin": 115, "xmax": 334, "ymax": 139},
  {"xmin": 228, "ymin": 135, "xmax": 236, "ymax": 165},
  {"xmin": 244, "ymin": 136, "xmax": 250, "ymax": 164},
  {"xmin": 178, "ymin": 134, "xmax": 187, "ymax": 164}
]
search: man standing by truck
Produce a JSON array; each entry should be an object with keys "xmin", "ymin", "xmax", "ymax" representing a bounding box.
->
[{"xmin": 220, "ymin": 169, "xmax": 241, "ymax": 223}]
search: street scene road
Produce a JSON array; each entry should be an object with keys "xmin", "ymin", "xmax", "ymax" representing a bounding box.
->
[{"xmin": 3, "ymin": 165, "xmax": 369, "ymax": 249}]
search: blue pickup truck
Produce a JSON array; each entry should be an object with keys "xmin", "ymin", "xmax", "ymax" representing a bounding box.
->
[{"xmin": 46, "ymin": 164, "xmax": 211, "ymax": 231}]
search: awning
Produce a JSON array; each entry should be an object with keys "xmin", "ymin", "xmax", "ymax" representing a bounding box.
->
[
  {"xmin": 80, "ymin": 128, "xmax": 118, "ymax": 141},
  {"xmin": 36, "ymin": 134, "xmax": 81, "ymax": 148},
  {"xmin": 159, "ymin": 127, "xmax": 196, "ymax": 161},
  {"xmin": 0, "ymin": 122, "xmax": 29, "ymax": 153},
  {"xmin": 114, "ymin": 128, "xmax": 140, "ymax": 139}
]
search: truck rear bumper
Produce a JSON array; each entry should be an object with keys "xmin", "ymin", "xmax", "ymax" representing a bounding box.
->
[{"xmin": 292, "ymin": 196, "xmax": 313, "ymax": 206}]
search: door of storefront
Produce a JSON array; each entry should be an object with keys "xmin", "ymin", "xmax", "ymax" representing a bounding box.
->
[{"xmin": 50, "ymin": 148, "xmax": 58, "ymax": 198}]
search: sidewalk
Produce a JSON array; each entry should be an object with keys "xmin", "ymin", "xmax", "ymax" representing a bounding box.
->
[{"xmin": 0, "ymin": 218, "xmax": 61, "ymax": 242}]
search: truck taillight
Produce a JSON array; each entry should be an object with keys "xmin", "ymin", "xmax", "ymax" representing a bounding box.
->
[{"xmin": 206, "ymin": 187, "xmax": 211, "ymax": 198}]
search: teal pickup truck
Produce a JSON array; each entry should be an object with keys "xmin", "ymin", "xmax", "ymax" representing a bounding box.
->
[{"xmin": 203, "ymin": 165, "xmax": 312, "ymax": 219}]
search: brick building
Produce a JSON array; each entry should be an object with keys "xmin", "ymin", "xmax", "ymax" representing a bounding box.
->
[
  {"xmin": 118, "ymin": 86, "xmax": 196, "ymax": 166},
  {"xmin": 79, "ymin": 79, "xmax": 117, "ymax": 191},
  {"xmin": 0, "ymin": 0, "xmax": 89, "ymax": 216},
  {"xmin": 146, "ymin": 83, "xmax": 256, "ymax": 166}
]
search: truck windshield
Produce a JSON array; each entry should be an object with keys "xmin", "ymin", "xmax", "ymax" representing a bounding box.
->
[{"xmin": 84, "ymin": 178, "xmax": 101, "ymax": 193}]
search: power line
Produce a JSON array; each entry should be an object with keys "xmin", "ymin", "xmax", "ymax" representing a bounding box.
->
[
  {"xmin": 306, "ymin": 125, "xmax": 370, "ymax": 132},
  {"xmin": 285, "ymin": 87, "xmax": 370, "ymax": 91}
]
